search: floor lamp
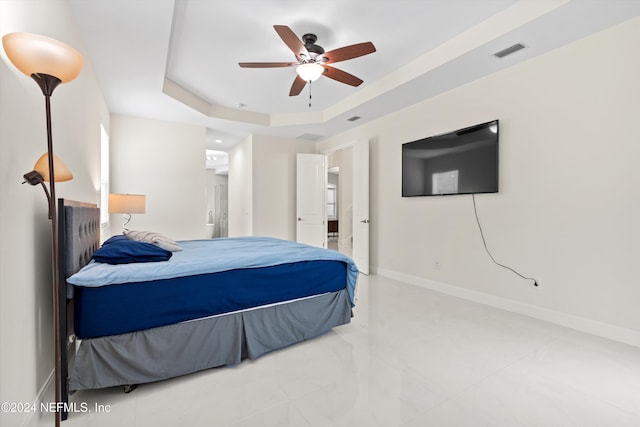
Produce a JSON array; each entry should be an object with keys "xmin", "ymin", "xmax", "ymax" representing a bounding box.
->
[
  {"xmin": 2, "ymin": 32, "xmax": 83, "ymax": 427},
  {"xmin": 23, "ymin": 152, "xmax": 74, "ymax": 218}
]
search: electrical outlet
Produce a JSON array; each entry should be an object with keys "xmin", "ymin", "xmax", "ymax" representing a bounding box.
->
[{"xmin": 434, "ymin": 260, "xmax": 441, "ymax": 270}]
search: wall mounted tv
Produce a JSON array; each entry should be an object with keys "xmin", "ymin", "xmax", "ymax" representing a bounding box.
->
[{"xmin": 402, "ymin": 120, "xmax": 499, "ymax": 197}]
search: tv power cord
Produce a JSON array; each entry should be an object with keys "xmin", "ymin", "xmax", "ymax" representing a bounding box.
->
[{"xmin": 472, "ymin": 194, "xmax": 538, "ymax": 287}]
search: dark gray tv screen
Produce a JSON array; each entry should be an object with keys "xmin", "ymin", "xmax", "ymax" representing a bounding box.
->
[{"xmin": 402, "ymin": 120, "xmax": 499, "ymax": 197}]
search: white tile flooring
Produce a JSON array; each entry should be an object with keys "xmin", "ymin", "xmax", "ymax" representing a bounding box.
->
[{"xmin": 60, "ymin": 274, "xmax": 640, "ymax": 427}]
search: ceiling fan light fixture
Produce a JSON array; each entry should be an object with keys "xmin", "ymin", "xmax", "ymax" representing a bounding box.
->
[
  {"xmin": 240, "ymin": 26, "xmax": 375, "ymax": 97},
  {"xmin": 296, "ymin": 62, "xmax": 324, "ymax": 82}
]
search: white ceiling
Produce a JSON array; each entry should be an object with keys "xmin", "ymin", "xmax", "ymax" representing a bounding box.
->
[{"xmin": 69, "ymin": 0, "xmax": 640, "ymax": 153}]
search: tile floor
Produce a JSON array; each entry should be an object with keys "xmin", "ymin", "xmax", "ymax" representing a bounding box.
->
[{"xmin": 58, "ymin": 275, "xmax": 640, "ymax": 427}]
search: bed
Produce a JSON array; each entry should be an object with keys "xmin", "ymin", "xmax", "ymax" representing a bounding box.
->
[{"xmin": 57, "ymin": 199, "xmax": 358, "ymax": 419}]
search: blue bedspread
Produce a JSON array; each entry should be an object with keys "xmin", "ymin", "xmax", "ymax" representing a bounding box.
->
[{"xmin": 68, "ymin": 237, "xmax": 359, "ymax": 305}]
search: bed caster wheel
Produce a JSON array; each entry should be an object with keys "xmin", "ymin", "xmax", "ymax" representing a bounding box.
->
[{"xmin": 124, "ymin": 384, "xmax": 137, "ymax": 394}]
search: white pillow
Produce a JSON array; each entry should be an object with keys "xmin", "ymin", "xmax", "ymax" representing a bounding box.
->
[{"xmin": 124, "ymin": 230, "xmax": 182, "ymax": 252}]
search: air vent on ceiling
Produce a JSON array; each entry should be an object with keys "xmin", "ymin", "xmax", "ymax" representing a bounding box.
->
[
  {"xmin": 347, "ymin": 116, "xmax": 361, "ymax": 122},
  {"xmin": 493, "ymin": 43, "xmax": 525, "ymax": 59},
  {"xmin": 297, "ymin": 133, "xmax": 324, "ymax": 141}
]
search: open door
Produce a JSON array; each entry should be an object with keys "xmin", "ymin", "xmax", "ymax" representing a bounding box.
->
[
  {"xmin": 353, "ymin": 138, "xmax": 370, "ymax": 274},
  {"xmin": 296, "ymin": 153, "xmax": 326, "ymax": 248}
]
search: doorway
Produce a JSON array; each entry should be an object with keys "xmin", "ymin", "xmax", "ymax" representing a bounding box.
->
[
  {"xmin": 323, "ymin": 138, "xmax": 369, "ymax": 274},
  {"xmin": 294, "ymin": 139, "xmax": 369, "ymax": 273},
  {"xmin": 327, "ymin": 149, "xmax": 353, "ymax": 258},
  {"xmin": 205, "ymin": 170, "xmax": 229, "ymax": 238},
  {"xmin": 327, "ymin": 167, "xmax": 340, "ymax": 253}
]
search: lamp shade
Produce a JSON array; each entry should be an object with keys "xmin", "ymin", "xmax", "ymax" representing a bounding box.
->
[
  {"xmin": 296, "ymin": 63, "xmax": 324, "ymax": 82},
  {"xmin": 109, "ymin": 194, "xmax": 146, "ymax": 214},
  {"xmin": 2, "ymin": 32, "xmax": 83, "ymax": 82},
  {"xmin": 33, "ymin": 152, "xmax": 73, "ymax": 182}
]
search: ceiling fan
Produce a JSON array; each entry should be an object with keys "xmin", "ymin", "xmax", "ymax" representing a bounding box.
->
[{"xmin": 239, "ymin": 25, "xmax": 376, "ymax": 97}]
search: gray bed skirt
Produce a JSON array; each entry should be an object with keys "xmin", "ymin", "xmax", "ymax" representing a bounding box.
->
[{"xmin": 69, "ymin": 288, "xmax": 352, "ymax": 391}]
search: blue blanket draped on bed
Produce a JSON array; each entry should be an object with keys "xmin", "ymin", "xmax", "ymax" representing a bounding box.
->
[{"xmin": 68, "ymin": 236, "xmax": 359, "ymax": 306}]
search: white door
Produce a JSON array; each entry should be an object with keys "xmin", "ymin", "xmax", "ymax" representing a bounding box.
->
[
  {"xmin": 353, "ymin": 138, "xmax": 370, "ymax": 274},
  {"xmin": 296, "ymin": 153, "xmax": 326, "ymax": 248}
]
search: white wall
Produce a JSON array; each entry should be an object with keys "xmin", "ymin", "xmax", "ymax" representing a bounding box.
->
[
  {"xmin": 228, "ymin": 134, "xmax": 253, "ymax": 237},
  {"xmin": 228, "ymin": 134, "xmax": 315, "ymax": 240},
  {"xmin": 0, "ymin": 2, "xmax": 108, "ymax": 426},
  {"xmin": 317, "ymin": 17, "xmax": 640, "ymax": 342},
  {"xmin": 109, "ymin": 115, "xmax": 206, "ymax": 240},
  {"xmin": 252, "ymin": 134, "xmax": 315, "ymax": 240}
]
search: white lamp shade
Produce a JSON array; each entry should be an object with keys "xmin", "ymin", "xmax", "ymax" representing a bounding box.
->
[
  {"xmin": 109, "ymin": 194, "xmax": 146, "ymax": 214},
  {"xmin": 2, "ymin": 32, "xmax": 83, "ymax": 82},
  {"xmin": 33, "ymin": 152, "xmax": 73, "ymax": 182},
  {"xmin": 296, "ymin": 63, "xmax": 324, "ymax": 82}
]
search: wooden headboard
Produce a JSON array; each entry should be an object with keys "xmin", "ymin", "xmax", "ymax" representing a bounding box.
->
[{"xmin": 56, "ymin": 199, "xmax": 100, "ymax": 420}]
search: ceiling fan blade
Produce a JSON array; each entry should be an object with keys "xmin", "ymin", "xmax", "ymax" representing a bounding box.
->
[
  {"xmin": 239, "ymin": 62, "xmax": 297, "ymax": 68},
  {"xmin": 323, "ymin": 42, "xmax": 376, "ymax": 64},
  {"xmin": 274, "ymin": 25, "xmax": 308, "ymax": 59},
  {"xmin": 323, "ymin": 65, "xmax": 364, "ymax": 87},
  {"xmin": 289, "ymin": 75, "xmax": 307, "ymax": 96}
]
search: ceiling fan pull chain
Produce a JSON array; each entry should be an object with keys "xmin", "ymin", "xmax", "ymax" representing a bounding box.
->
[{"xmin": 308, "ymin": 81, "xmax": 312, "ymax": 108}]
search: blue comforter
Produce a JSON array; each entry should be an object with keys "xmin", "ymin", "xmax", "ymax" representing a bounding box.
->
[{"xmin": 68, "ymin": 236, "xmax": 359, "ymax": 305}]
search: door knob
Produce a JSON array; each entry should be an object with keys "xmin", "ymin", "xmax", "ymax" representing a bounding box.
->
[
  {"xmin": 360, "ymin": 219, "xmax": 370, "ymax": 224},
  {"xmin": 298, "ymin": 217, "xmax": 303, "ymax": 221}
]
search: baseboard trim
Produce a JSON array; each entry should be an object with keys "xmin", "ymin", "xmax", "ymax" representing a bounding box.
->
[
  {"xmin": 20, "ymin": 368, "xmax": 55, "ymax": 427},
  {"xmin": 376, "ymin": 267, "xmax": 640, "ymax": 348}
]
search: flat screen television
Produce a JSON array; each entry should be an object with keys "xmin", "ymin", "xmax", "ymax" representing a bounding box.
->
[{"xmin": 402, "ymin": 120, "xmax": 499, "ymax": 197}]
